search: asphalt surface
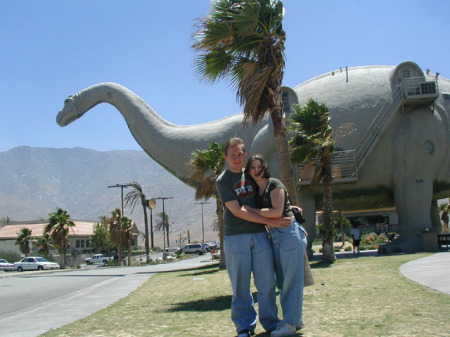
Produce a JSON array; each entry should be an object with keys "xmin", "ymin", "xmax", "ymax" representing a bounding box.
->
[
  {"xmin": 0, "ymin": 255, "xmax": 216, "ymax": 337},
  {"xmin": 1, "ymin": 251, "xmax": 448, "ymax": 337}
]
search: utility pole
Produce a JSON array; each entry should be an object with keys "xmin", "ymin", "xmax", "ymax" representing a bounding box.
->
[
  {"xmin": 195, "ymin": 201, "xmax": 210, "ymax": 243},
  {"xmin": 155, "ymin": 197, "xmax": 173, "ymax": 249},
  {"xmin": 108, "ymin": 183, "xmax": 133, "ymax": 215}
]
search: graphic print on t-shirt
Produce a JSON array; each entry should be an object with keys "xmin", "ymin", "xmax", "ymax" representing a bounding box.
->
[{"xmin": 232, "ymin": 179, "xmax": 255, "ymax": 199}]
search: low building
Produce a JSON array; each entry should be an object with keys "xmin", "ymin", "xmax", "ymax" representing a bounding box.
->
[{"xmin": 0, "ymin": 220, "xmax": 139, "ymax": 256}]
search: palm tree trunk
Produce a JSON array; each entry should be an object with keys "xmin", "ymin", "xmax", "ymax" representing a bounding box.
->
[
  {"xmin": 118, "ymin": 248, "xmax": 123, "ymax": 266},
  {"xmin": 216, "ymin": 198, "xmax": 226, "ymax": 270},
  {"xmin": 274, "ymin": 134, "xmax": 299, "ymax": 206},
  {"xmin": 142, "ymin": 202, "xmax": 150, "ymax": 263},
  {"xmin": 127, "ymin": 240, "xmax": 132, "ymax": 266},
  {"xmin": 62, "ymin": 246, "xmax": 66, "ymax": 269},
  {"xmin": 321, "ymin": 157, "xmax": 336, "ymax": 262},
  {"xmin": 166, "ymin": 223, "xmax": 170, "ymax": 248}
]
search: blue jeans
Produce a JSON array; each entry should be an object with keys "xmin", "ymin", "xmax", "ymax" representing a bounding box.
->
[
  {"xmin": 270, "ymin": 220, "xmax": 307, "ymax": 327},
  {"xmin": 224, "ymin": 232, "xmax": 279, "ymax": 333}
]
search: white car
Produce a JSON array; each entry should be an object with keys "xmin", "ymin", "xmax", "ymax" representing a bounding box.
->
[
  {"xmin": 163, "ymin": 247, "xmax": 180, "ymax": 257},
  {"xmin": 0, "ymin": 259, "xmax": 14, "ymax": 271},
  {"xmin": 14, "ymin": 257, "xmax": 60, "ymax": 272}
]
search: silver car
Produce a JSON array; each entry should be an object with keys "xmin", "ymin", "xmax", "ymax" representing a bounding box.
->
[
  {"xmin": 181, "ymin": 243, "xmax": 207, "ymax": 255},
  {"xmin": 14, "ymin": 257, "xmax": 60, "ymax": 272},
  {"xmin": 0, "ymin": 259, "xmax": 14, "ymax": 271}
]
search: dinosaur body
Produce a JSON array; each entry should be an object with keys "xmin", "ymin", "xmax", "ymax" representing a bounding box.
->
[{"xmin": 57, "ymin": 61, "xmax": 450, "ymax": 253}]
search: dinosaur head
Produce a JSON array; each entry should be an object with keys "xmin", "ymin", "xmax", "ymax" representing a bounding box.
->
[{"xmin": 56, "ymin": 94, "xmax": 83, "ymax": 126}]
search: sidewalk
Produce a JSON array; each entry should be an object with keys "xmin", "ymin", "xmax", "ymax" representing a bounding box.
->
[
  {"xmin": 400, "ymin": 251, "xmax": 450, "ymax": 295},
  {"xmin": 312, "ymin": 249, "xmax": 450, "ymax": 295}
]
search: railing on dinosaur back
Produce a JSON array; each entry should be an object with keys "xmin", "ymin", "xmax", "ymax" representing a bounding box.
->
[
  {"xmin": 295, "ymin": 77, "xmax": 439, "ymax": 186},
  {"xmin": 295, "ymin": 150, "xmax": 357, "ymax": 185}
]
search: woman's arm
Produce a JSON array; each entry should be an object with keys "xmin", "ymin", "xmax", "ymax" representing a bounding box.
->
[
  {"xmin": 226, "ymin": 199, "xmax": 291, "ymax": 229},
  {"xmin": 243, "ymin": 188, "xmax": 285, "ymax": 219}
]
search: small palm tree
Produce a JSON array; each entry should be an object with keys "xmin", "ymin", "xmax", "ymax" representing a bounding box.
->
[
  {"xmin": 108, "ymin": 208, "xmax": 126, "ymax": 266},
  {"xmin": 189, "ymin": 141, "xmax": 226, "ymax": 269},
  {"xmin": 35, "ymin": 231, "xmax": 53, "ymax": 259},
  {"xmin": 125, "ymin": 181, "xmax": 151, "ymax": 263},
  {"xmin": 193, "ymin": 0, "xmax": 299, "ymax": 205},
  {"xmin": 289, "ymin": 98, "xmax": 336, "ymax": 262},
  {"xmin": 16, "ymin": 227, "xmax": 32, "ymax": 257},
  {"xmin": 155, "ymin": 212, "xmax": 170, "ymax": 249},
  {"xmin": 439, "ymin": 203, "xmax": 449, "ymax": 233},
  {"xmin": 45, "ymin": 208, "xmax": 75, "ymax": 268},
  {"xmin": 121, "ymin": 216, "xmax": 135, "ymax": 266}
]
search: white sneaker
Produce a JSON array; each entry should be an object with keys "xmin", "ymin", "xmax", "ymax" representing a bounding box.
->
[{"xmin": 270, "ymin": 322, "xmax": 296, "ymax": 337}]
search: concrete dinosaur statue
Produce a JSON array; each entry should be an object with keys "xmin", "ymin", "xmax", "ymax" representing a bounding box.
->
[{"xmin": 57, "ymin": 61, "xmax": 450, "ymax": 254}]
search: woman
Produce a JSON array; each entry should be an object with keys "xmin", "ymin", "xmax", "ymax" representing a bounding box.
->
[{"xmin": 243, "ymin": 154, "xmax": 307, "ymax": 337}]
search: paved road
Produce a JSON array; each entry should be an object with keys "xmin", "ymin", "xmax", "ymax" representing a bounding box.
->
[{"xmin": 0, "ymin": 255, "xmax": 216, "ymax": 337}]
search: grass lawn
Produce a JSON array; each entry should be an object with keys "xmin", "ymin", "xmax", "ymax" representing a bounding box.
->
[{"xmin": 41, "ymin": 253, "xmax": 450, "ymax": 337}]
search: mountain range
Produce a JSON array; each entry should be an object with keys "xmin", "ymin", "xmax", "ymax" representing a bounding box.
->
[{"xmin": 0, "ymin": 146, "xmax": 218, "ymax": 247}]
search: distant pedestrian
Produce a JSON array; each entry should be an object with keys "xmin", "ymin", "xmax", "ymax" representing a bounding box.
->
[{"xmin": 351, "ymin": 223, "xmax": 361, "ymax": 254}]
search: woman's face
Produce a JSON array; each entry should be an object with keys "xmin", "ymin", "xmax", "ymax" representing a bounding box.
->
[{"xmin": 248, "ymin": 159, "xmax": 264, "ymax": 180}]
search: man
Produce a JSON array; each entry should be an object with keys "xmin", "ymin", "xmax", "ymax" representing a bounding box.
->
[
  {"xmin": 351, "ymin": 222, "xmax": 361, "ymax": 254},
  {"xmin": 216, "ymin": 137, "xmax": 291, "ymax": 337}
]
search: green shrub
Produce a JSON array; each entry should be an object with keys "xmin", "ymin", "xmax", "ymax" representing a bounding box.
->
[{"xmin": 0, "ymin": 250, "xmax": 21, "ymax": 262}]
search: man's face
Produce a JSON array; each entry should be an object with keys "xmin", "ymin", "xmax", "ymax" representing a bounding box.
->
[{"xmin": 225, "ymin": 144, "xmax": 247, "ymax": 173}]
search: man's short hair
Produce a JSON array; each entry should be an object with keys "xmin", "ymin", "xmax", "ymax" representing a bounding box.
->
[{"xmin": 225, "ymin": 137, "xmax": 245, "ymax": 155}]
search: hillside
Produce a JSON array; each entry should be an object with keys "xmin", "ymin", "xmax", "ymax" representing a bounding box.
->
[{"xmin": 0, "ymin": 146, "xmax": 218, "ymax": 247}]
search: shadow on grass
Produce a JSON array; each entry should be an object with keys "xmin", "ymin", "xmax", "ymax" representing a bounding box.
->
[
  {"xmin": 167, "ymin": 291, "xmax": 259, "ymax": 313},
  {"xmin": 167, "ymin": 294, "xmax": 232, "ymax": 312},
  {"xmin": 310, "ymin": 260, "xmax": 334, "ymax": 269}
]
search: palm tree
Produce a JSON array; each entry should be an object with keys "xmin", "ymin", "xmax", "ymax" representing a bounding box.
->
[
  {"xmin": 124, "ymin": 181, "xmax": 151, "ymax": 263},
  {"xmin": 289, "ymin": 98, "xmax": 336, "ymax": 262},
  {"xmin": 108, "ymin": 208, "xmax": 126, "ymax": 266},
  {"xmin": 35, "ymin": 232, "xmax": 53, "ymax": 259},
  {"xmin": 15, "ymin": 227, "xmax": 32, "ymax": 257},
  {"xmin": 45, "ymin": 208, "xmax": 75, "ymax": 268},
  {"xmin": 192, "ymin": 0, "xmax": 298, "ymax": 205},
  {"xmin": 189, "ymin": 141, "xmax": 226, "ymax": 269},
  {"xmin": 439, "ymin": 203, "xmax": 449, "ymax": 233},
  {"xmin": 155, "ymin": 212, "xmax": 170, "ymax": 249},
  {"xmin": 121, "ymin": 216, "xmax": 135, "ymax": 266}
]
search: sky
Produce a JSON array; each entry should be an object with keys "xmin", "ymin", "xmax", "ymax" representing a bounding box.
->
[{"xmin": 1, "ymin": 0, "xmax": 449, "ymax": 153}]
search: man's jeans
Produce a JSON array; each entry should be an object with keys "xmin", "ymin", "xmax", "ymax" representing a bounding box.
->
[
  {"xmin": 224, "ymin": 232, "xmax": 279, "ymax": 333},
  {"xmin": 270, "ymin": 221, "xmax": 307, "ymax": 327}
]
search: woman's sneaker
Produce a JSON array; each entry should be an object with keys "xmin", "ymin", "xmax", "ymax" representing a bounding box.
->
[
  {"xmin": 296, "ymin": 319, "xmax": 305, "ymax": 331},
  {"xmin": 270, "ymin": 322, "xmax": 296, "ymax": 337},
  {"xmin": 236, "ymin": 329, "xmax": 254, "ymax": 337}
]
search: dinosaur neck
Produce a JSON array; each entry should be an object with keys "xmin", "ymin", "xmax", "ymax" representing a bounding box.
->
[{"xmin": 75, "ymin": 82, "xmax": 237, "ymax": 182}]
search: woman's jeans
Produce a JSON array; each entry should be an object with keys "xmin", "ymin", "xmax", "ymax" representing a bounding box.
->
[
  {"xmin": 224, "ymin": 232, "xmax": 279, "ymax": 333},
  {"xmin": 270, "ymin": 220, "xmax": 307, "ymax": 327}
]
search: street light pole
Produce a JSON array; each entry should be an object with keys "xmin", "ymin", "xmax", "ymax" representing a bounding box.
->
[
  {"xmin": 108, "ymin": 183, "xmax": 133, "ymax": 215},
  {"xmin": 195, "ymin": 201, "xmax": 210, "ymax": 243},
  {"xmin": 155, "ymin": 197, "xmax": 173, "ymax": 249}
]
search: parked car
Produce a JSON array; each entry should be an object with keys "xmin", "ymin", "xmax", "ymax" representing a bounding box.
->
[
  {"xmin": 0, "ymin": 259, "xmax": 14, "ymax": 271},
  {"xmin": 181, "ymin": 243, "xmax": 207, "ymax": 255},
  {"xmin": 85, "ymin": 254, "xmax": 114, "ymax": 265},
  {"xmin": 163, "ymin": 247, "xmax": 180, "ymax": 257},
  {"xmin": 206, "ymin": 241, "xmax": 220, "ymax": 251},
  {"xmin": 14, "ymin": 257, "xmax": 60, "ymax": 272}
]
